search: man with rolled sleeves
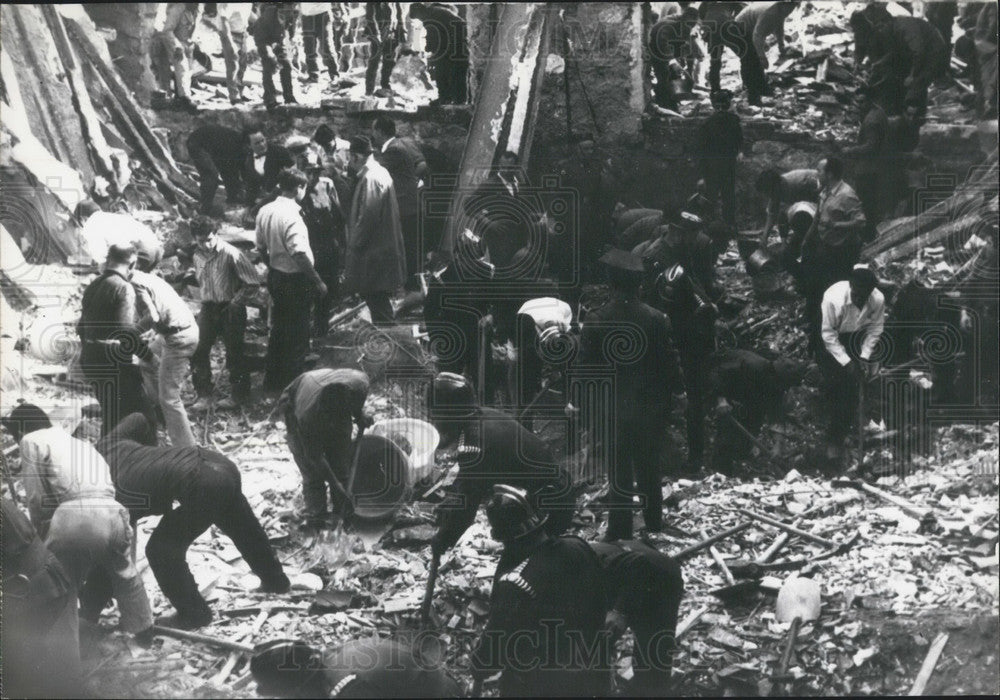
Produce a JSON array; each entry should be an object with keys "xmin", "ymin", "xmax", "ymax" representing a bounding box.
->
[
  {"xmin": 819, "ymin": 265, "xmax": 885, "ymax": 459},
  {"xmin": 576, "ymin": 249, "xmax": 683, "ymax": 540},
  {"xmin": 256, "ymin": 167, "xmax": 328, "ymax": 393},
  {"xmin": 590, "ymin": 538, "xmax": 685, "ymax": 696},
  {"xmin": 189, "ymin": 215, "xmax": 259, "ymax": 408},
  {"xmin": 426, "ymin": 373, "xmax": 576, "ymax": 556},
  {"xmin": 278, "ymin": 368, "xmax": 372, "ymax": 529}
]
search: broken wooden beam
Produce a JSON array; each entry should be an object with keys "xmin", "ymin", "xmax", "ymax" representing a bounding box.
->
[
  {"xmin": 151, "ymin": 625, "xmax": 255, "ymax": 654},
  {"xmin": 907, "ymin": 632, "xmax": 949, "ymax": 695},
  {"xmin": 736, "ymin": 508, "xmax": 839, "ymax": 548},
  {"xmin": 672, "ymin": 522, "xmax": 753, "ymax": 562}
]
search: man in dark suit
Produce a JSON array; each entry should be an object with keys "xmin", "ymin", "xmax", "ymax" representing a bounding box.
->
[
  {"xmin": 372, "ymin": 116, "xmax": 428, "ymax": 291},
  {"xmin": 244, "ymin": 127, "xmax": 294, "ymax": 206},
  {"xmin": 187, "ymin": 123, "xmax": 250, "ymax": 214},
  {"xmin": 409, "ymin": 2, "xmax": 469, "ymax": 104}
]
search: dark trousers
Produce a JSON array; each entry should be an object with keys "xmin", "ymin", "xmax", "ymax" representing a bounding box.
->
[
  {"xmin": 284, "ymin": 410, "xmax": 354, "ymax": 520},
  {"xmin": 651, "ymin": 55, "xmax": 682, "ymax": 110},
  {"xmin": 817, "ymin": 333, "xmax": 864, "ymax": 442},
  {"xmin": 82, "ymin": 349, "xmax": 155, "ymax": 436},
  {"xmin": 312, "ymin": 250, "xmax": 341, "ymax": 337},
  {"xmin": 265, "ymin": 270, "xmax": 313, "ymax": 392},
  {"xmin": 703, "ymin": 160, "xmax": 737, "ymax": 226},
  {"xmin": 255, "ymin": 35, "xmax": 294, "ymax": 106},
  {"xmin": 711, "ymin": 407, "xmax": 764, "ymax": 475},
  {"xmin": 855, "ymin": 170, "xmax": 884, "ymax": 238},
  {"xmin": 363, "ymin": 291, "xmax": 394, "ymax": 325},
  {"xmin": 680, "ymin": 345, "xmax": 710, "ymax": 468},
  {"xmin": 705, "ymin": 26, "xmax": 727, "ymax": 93},
  {"xmin": 145, "ymin": 451, "xmax": 288, "ymax": 618},
  {"xmin": 365, "ymin": 27, "xmax": 398, "ymax": 93},
  {"xmin": 429, "ymin": 57, "xmax": 468, "ymax": 104},
  {"xmin": 607, "ymin": 408, "xmax": 669, "ymax": 540},
  {"xmin": 189, "ymin": 145, "xmax": 243, "ymax": 214},
  {"xmin": 622, "ymin": 554, "xmax": 684, "ymax": 695},
  {"xmin": 191, "ymin": 301, "xmax": 249, "ymax": 400},
  {"xmin": 736, "ymin": 29, "xmax": 767, "ymax": 103},
  {"xmin": 400, "ymin": 213, "xmax": 420, "ymax": 291},
  {"xmin": 302, "ymin": 12, "xmax": 338, "ymax": 79},
  {"xmin": 2, "ymin": 588, "xmax": 81, "ymax": 699}
]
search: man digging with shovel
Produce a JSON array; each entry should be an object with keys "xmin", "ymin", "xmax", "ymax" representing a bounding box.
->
[{"xmin": 278, "ymin": 368, "xmax": 373, "ymax": 530}]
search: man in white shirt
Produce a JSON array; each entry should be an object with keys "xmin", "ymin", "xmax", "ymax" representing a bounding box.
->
[
  {"xmin": 256, "ymin": 167, "xmax": 328, "ymax": 393},
  {"xmin": 818, "ymin": 265, "xmax": 885, "ymax": 454},
  {"xmin": 2, "ymin": 404, "xmax": 153, "ymax": 639}
]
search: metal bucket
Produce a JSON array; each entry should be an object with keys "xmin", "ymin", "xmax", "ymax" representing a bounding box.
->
[
  {"xmin": 350, "ymin": 434, "xmax": 410, "ymax": 522},
  {"xmin": 736, "ymin": 234, "xmax": 759, "ymax": 261},
  {"xmin": 747, "ymin": 247, "xmax": 781, "ymax": 276}
]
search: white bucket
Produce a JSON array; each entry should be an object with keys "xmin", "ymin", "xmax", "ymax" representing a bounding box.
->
[{"xmin": 369, "ymin": 418, "xmax": 440, "ymax": 485}]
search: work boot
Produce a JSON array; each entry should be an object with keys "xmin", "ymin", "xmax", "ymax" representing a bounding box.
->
[
  {"xmin": 255, "ymin": 574, "xmax": 291, "ymax": 595},
  {"xmin": 157, "ymin": 609, "xmax": 213, "ymax": 630}
]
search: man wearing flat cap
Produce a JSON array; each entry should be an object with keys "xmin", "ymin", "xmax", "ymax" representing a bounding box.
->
[
  {"xmin": 819, "ymin": 264, "xmax": 885, "ymax": 459},
  {"xmin": 343, "ymin": 135, "xmax": 406, "ymax": 325}
]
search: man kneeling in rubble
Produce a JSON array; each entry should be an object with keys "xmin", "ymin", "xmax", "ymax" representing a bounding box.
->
[{"xmin": 96, "ymin": 413, "xmax": 290, "ymax": 629}]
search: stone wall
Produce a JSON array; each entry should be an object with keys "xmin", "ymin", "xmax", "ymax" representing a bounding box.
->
[{"xmin": 82, "ymin": 3, "xmax": 159, "ymax": 104}]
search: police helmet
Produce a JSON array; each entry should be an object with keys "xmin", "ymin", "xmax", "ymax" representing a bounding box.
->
[
  {"xmin": 427, "ymin": 372, "xmax": 478, "ymax": 420},
  {"xmin": 250, "ymin": 639, "xmax": 326, "ymax": 698},
  {"xmin": 484, "ymin": 484, "xmax": 548, "ymax": 543}
]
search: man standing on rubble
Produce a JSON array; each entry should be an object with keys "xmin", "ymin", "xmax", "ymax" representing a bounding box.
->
[
  {"xmin": 590, "ymin": 538, "xmax": 685, "ymax": 696},
  {"xmin": 637, "ymin": 217, "xmax": 719, "ymax": 475},
  {"xmin": 695, "ymin": 89, "xmax": 743, "ymax": 229},
  {"xmin": 818, "ymin": 265, "xmax": 885, "ymax": 461},
  {"xmin": 300, "ymin": 149, "xmax": 347, "ymax": 336},
  {"xmin": 372, "ymin": 116, "xmax": 429, "ymax": 293},
  {"xmin": 189, "ymin": 216, "xmax": 259, "ymax": 410},
  {"xmin": 343, "ymin": 135, "xmax": 407, "ymax": 325},
  {"xmin": 96, "ymin": 413, "xmax": 290, "ymax": 629},
  {"xmin": 254, "ymin": 2, "xmax": 299, "ymax": 110},
  {"xmin": 472, "ymin": 485, "xmax": 609, "ymax": 697},
  {"xmin": 365, "ymin": 2, "xmax": 406, "ymax": 98},
  {"xmin": 728, "ymin": 2, "xmax": 794, "ymax": 106},
  {"xmin": 409, "ymin": 2, "xmax": 469, "ymax": 105},
  {"xmin": 427, "ymin": 373, "xmax": 576, "ymax": 557},
  {"xmin": 256, "ymin": 167, "xmax": 327, "ymax": 394},
  {"xmin": 790, "ymin": 156, "xmax": 866, "ymax": 357},
  {"xmin": 575, "ymin": 250, "xmax": 683, "ymax": 540},
  {"xmin": 278, "ymin": 368, "xmax": 372, "ymax": 530},
  {"xmin": 300, "ymin": 2, "xmax": 340, "ymax": 85},
  {"xmin": 77, "ymin": 243, "xmax": 156, "ymax": 435},
  {"xmin": 845, "ymin": 86, "xmax": 891, "ymax": 238},
  {"xmin": 648, "ymin": 5, "xmax": 699, "ymax": 111},
  {"xmin": 708, "ymin": 350, "xmax": 806, "ymax": 475},
  {"xmin": 152, "ymin": 2, "xmax": 202, "ymax": 112},
  {"xmin": 698, "ymin": 1, "xmax": 740, "ymax": 95},
  {"xmin": 131, "ymin": 250, "xmax": 199, "ymax": 447}
]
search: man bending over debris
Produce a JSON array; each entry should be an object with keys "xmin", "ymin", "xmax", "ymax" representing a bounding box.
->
[
  {"xmin": 278, "ymin": 368, "xmax": 372, "ymax": 529},
  {"xmin": 590, "ymin": 538, "xmax": 685, "ymax": 696},
  {"xmin": 251, "ymin": 637, "xmax": 462, "ymax": 697},
  {"xmin": 708, "ymin": 349, "xmax": 806, "ymax": 475},
  {"xmin": 2, "ymin": 404, "xmax": 154, "ymax": 643},
  {"xmin": 472, "ymin": 485, "xmax": 609, "ymax": 697},
  {"xmin": 96, "ymin": 413, "xmax": 290, "ymax": 629},
  {"xmin": 818, "ymin": 265, "xmax": 885, "ymax": 461},
  {"xmin": 426, "ymin": 373, "xmax": 576, "ymax": 557}
]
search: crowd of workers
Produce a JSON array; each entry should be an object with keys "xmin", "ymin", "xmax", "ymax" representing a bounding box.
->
[
  {"xmin": 151, "ymin": 2, "xmax": 468, "ymax": 112},
  {"xmin": 3, "ymin": 1, "xmax": 998, "ymax": 697}
]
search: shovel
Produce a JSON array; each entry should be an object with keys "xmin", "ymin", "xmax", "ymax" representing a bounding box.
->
[{"xmin": 773, "ymin": 577, "xmax": 822, "ymax": 688}]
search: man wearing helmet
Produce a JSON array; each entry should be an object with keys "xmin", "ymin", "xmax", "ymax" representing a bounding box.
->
[
  {"xmin": 426, "ymin": 372, "xmax": 575, "ymax": 556},
  {"xmin": 472, "ymin": 485, "xmax": 609, "ymax": 697}
]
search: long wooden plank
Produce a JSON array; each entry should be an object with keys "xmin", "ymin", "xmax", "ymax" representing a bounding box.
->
[
  {"xmin": 39, "ymin": 4, "xmax": 119, "ymax": 188},
  {"xmin": 439, "ymin": 3, "xmax": 556, "ymax": 258}
]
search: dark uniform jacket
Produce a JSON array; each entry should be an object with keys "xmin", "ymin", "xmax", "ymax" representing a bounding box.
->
[
  {"xmin": 695, "ymin": 111, "xmax": 743, "ymax": 169},
  {"xmin": 187, "ymin": 124, "xmax": 248, "ymax": 169},
  {"xmin": 376, "ymin": 138, "xmax": 427, "ymax": 220},
  {"xmin": 301, "ymin": 176, "xmax": 347, "ymax": 264},
  {"xmin": 435, "ymin": 408, "xmax": 571, "ymax": 551},
  {"xmin": 77, "ymin": 269, "xmax": 145, "ymax": 367},
  {"xmin": 473, "ymin": 536, "xmax": 609, "ymax": 697},
  {"xmin": 589, "ymin": 538, "xmax": 683, "ymax": 614},
  {"xmin": 578, "ymin": 294, "xmax": 683, "ymax": 415}
]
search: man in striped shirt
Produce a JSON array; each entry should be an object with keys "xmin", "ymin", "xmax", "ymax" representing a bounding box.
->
[{"xmin": 189, "ymin": 215, "xmax": 260, "ymax": 408}]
